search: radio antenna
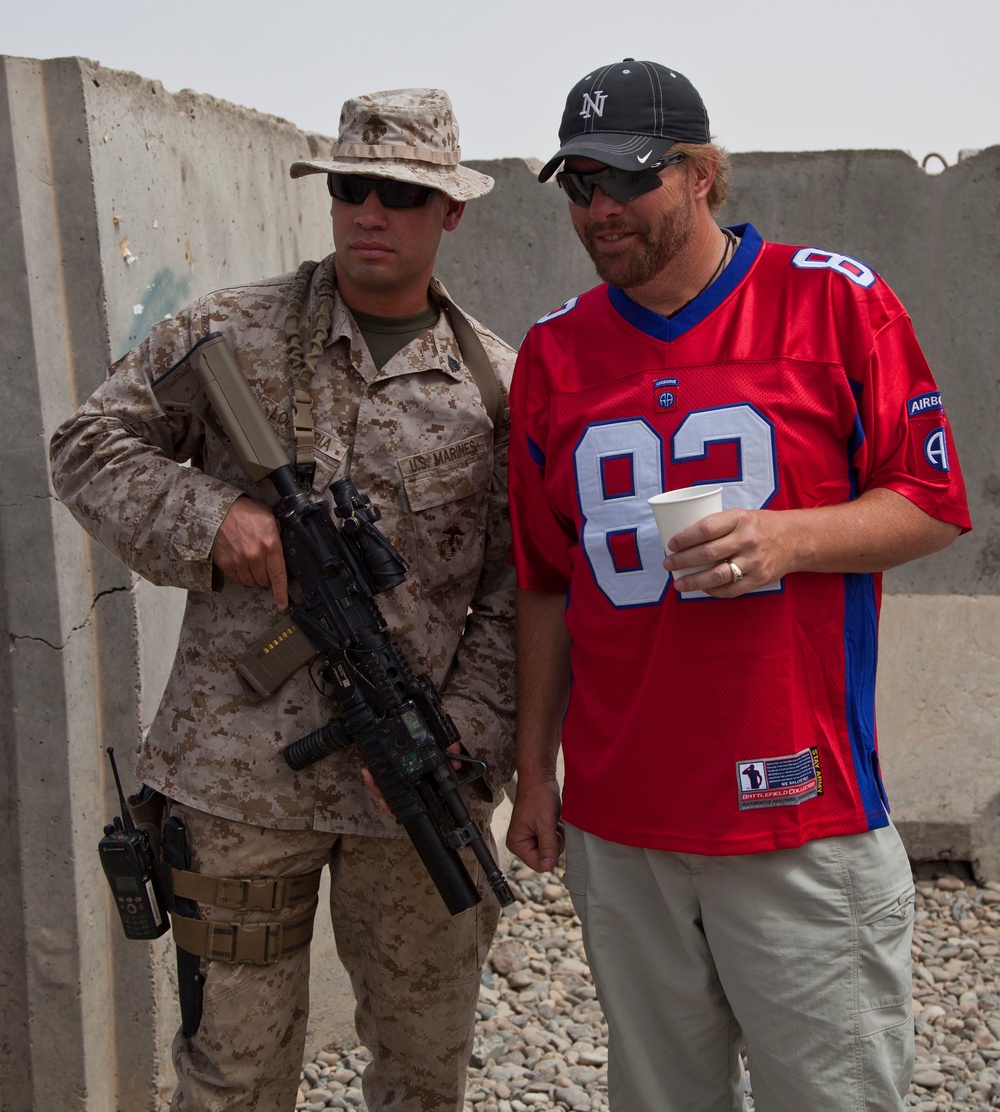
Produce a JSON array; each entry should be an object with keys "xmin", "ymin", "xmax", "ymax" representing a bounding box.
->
[{"xmin": 106, "ymin": 748, "xmax": 135, "ymax": 833}]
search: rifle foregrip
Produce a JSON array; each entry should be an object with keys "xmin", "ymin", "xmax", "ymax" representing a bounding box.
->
[
  {"xmin": 283, "ymin": 718, "xmax": 351, "ymax": 771},
  {"xmin": 284, "ymin": 716, "xmax": 482, "ymax": 915}
]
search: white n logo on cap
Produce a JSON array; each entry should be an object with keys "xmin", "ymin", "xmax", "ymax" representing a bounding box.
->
[{"xmin": 580, "ymin": 91, "xmax": 607, "ymax": 119}]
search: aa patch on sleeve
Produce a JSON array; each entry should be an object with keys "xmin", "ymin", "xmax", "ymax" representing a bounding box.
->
[{"xmin": 736, "ymin": 747, "xmax": 823, "ymax": 810}]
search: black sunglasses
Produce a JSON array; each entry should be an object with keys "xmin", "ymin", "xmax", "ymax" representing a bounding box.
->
[
  {"xmin": 327, "ymin": 173, "xmax": 437, "ymax": 209},
  {"xmin": 556, "ymin": 152, "xmax": 686, "ymax": 208}
]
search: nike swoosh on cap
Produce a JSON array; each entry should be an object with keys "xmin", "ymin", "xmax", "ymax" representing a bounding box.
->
[{"xmin": 636, "ymin": 150, "xmax": 653, "ymax": 163}]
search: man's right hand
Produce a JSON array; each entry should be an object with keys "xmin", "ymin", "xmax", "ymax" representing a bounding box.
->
[
  {"xmin": 506, "ymin": 775, "xmax": 564, "ymax": 874},
  {"xmin": 212, "ymin": 496, "xmax": 289, "ymax": 609}
]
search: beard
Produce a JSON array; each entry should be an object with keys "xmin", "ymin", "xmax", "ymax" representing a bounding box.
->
[{"xmin": 577, "ymin": 191, "xmax": 697, "ymax": 290}]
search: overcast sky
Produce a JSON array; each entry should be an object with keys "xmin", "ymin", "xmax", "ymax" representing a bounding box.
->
[{"xmin": 6, "ymin": 0, "xmax": 999, "ymax": 168}]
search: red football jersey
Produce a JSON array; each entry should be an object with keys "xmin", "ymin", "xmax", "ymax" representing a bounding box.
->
[{"xmin": 510, "ymin": 224, "xmax": 971, "ymax": 855}]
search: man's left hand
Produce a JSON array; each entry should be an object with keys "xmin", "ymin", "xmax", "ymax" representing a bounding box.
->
[
  {"xmin": 663, "ymin": 507, "xmax": 786, "ymax": 596},
  {"xmin": 662, "ymin": 489, "xmax": 962, "ymax": 596}
]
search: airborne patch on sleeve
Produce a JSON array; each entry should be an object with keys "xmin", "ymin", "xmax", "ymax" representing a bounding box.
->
[{"xmin": 907, "ymin": 391, "xmax": 943, "ymax": 419}]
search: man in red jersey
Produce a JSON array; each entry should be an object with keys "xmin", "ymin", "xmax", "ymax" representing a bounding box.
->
[{"xmin": 506, "ymin": 59, "xmax": 970, "ymax": 1112}]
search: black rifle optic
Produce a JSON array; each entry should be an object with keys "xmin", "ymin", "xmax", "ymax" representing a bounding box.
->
[{"xmin": 153, "ymin": 333, "xmax": 514, "ymax": 915}]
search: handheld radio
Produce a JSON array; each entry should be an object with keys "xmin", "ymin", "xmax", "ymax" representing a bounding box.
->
[{"xmin": 98, "ymin": 747, "xmax": 169, "ymax": 939}]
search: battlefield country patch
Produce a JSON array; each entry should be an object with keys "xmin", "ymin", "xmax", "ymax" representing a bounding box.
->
[{"xmin": 736, "ymin": 747, "xmax": 823, "ymax": 810}]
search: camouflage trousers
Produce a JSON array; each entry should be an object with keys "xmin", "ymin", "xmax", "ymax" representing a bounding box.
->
[{"xmin": 168, "ymin": 802, "xmax": 501, "ymax": 1112}]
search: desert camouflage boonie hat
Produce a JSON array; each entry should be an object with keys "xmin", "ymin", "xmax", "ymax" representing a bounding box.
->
[{"xmin": 290, "ymin": 88, "xmax": 493, "ymax": 203}]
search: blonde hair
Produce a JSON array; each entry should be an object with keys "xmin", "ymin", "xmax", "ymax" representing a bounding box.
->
[{"xmin": 671, "ymin": 141, "xmax": 732, "ymax": 212}]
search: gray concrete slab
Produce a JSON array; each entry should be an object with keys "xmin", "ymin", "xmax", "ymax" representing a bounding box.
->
[{"xmin": 878, "ymin": 595, "xmax": 1000, "ymax": 882}]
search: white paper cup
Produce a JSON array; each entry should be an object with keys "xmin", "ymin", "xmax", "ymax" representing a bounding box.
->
[{"xmin": 647, "ymin": 485, "xmax": 724, "ymax": 575}]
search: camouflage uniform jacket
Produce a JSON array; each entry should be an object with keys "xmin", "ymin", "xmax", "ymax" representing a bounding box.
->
[{"xmin": 50, "ymin": 257, "xmax": 517, "ymax": 835}]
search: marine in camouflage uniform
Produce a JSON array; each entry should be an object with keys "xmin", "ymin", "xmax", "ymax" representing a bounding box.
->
[{"xmin": 50, "ymin": 89, "xmax": 516, "ymax": 1112}]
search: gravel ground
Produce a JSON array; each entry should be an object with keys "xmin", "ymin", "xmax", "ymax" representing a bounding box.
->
[{"xmin": 295, "ymin": 863, "xmax": 1000, "ymax": 1112}]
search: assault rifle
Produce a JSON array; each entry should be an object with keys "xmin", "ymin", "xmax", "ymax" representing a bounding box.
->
[{"xmin": 153, "ymin": 333, "xmax": 514, "ymax": 915}]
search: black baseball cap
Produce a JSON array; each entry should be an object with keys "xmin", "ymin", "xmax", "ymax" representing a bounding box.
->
[{"xmin": 538, "ymin": 59, "xmax": 711, "ymax": 182}]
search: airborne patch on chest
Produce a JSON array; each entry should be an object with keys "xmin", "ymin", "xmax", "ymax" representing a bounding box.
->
[{"xmin": 653, "ymin": 377, "xmax": 679, "ymax": 411}]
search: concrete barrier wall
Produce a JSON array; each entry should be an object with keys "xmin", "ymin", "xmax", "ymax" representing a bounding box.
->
[
  {"xmin": 2, "ymin": 53, "xmax": 997, "ymax": 1110},
  {"xmin": 0, "ymin": 54, "xmax": 343, "ymax": 1112}
]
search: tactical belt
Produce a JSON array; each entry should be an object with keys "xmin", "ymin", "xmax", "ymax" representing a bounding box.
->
[
  {"xmin": 170, "ymin": 866, "xmax": 322, "ymax": 911},
  {"xmin": 170, "ymin": 904, "xmax": 316, "ymax": 965}
]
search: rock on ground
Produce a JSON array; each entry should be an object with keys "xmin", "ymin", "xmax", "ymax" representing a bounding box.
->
[{"xmin": 295, "ymin": 863, "xmax": 1000, "ymax": 1112}]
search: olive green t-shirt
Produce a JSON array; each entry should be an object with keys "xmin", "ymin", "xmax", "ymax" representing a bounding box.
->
[{"xmin": 352, "ymin": 306, "xmax": 441, "ymax": 371}]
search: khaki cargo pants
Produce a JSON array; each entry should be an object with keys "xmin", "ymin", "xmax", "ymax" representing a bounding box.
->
[
  {"xmin": 168, "ymin": 802, "xmax": 500, "ymax": 1112},
  {"xmin": 563, "ymin": 822, "xmax": 915, "ymax": 1112}
]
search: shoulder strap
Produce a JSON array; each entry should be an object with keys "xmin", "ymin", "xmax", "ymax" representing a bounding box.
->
[
  {"xmin": 430, "ymin": 281, "xmax": 505, "ymax": 433},
  {"xmin": 284, "ymin": 257, "xmax": 330, "ymax": 484}
]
